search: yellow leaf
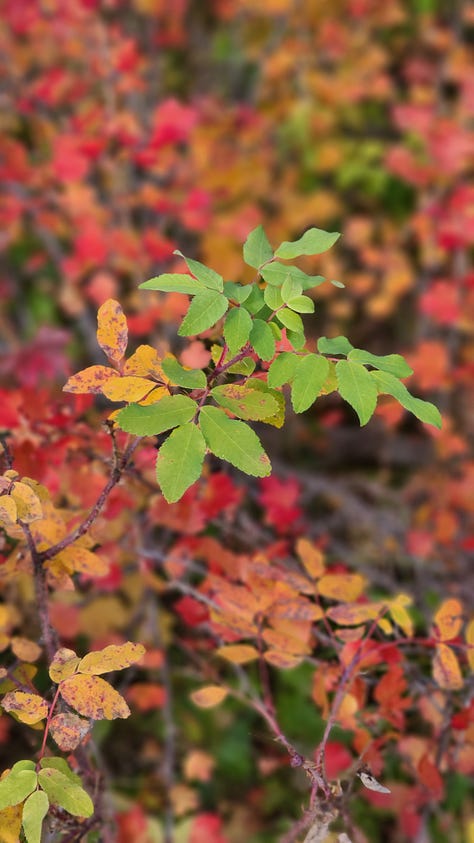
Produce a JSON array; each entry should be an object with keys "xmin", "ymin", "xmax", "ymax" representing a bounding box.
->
[
  {"xmin": 0, "ymin": 803, "xmax": 23, "ymax": 843},
  {"xmin": 78, "ymin": 642, "xmax": 146, "ymax": 675},
  {"xmin": 20, "ymin": 477, "xmax": 50, "ymax": 502},
  {"xmin": 326, "ymin": 603, "xmax": 381, "ymax": 626},
  {"xmin": 97, "ymin": 299, "xmax": 128, "ymax": 364},
  {"xmin": 434, "ymin": 599, "xmax": 463, "ymax": 641},
  {"xmin": 138, "ymin": 386, "xmax": 168, "ymax": 405},
  {"xmin": 389, "ymin": 599, "xmax": 413, "ymax": 637},
  {"xmin": 190, "ymin": 686, "xmax": 228, "ymax": 708},
  {"xmin": 466, "ymin": 619, "xmax": 474, "ymax": 672},
  {"xmin": 215, "ymin": 644, "xmax": 259, "ymax": 665},
  {"xmin": 49, "ymin": 713, "xmax": 91, "ymax": 751},
  {"xmin": 10, "ymin": 482, "xmax": 43, "ymax": 523},
  {"xmin": 55, "ymin": 546, "xmax": 110, "ymax": 578},
  {"xmin": 63, "ymin": 365, "xmax": 116, "ymax": 394},
  {"xmin": 49, "ymin": 648, "xmax": 80, "ymax": 683},
  {"xmin": 10, "ymin": 637, "xmax": 42, "ymax": 663},
  {"xmin": 101, "ymin": 375, "xmax": 156, "ymax": 403},
  {"xmin": 318, "ymin": 574, "xmax": 366, "ymax": 602},
  {"xmin": 124, "ymin": 344, "xmax": 168, "ymax": 381},
  {"xmin": 296, "ymin": 538, "xmax": 326, "ymax": 579},
  {"xmin": 0, "ymin": 497, "xmax": 17, "ymax": 526},
  {"xmin": 1, "ymin": 691, "xmax": 48, "ymax": 724},
  {"xmin": 433, "ymin": 644, "xmax": 463, "ymax": 690},
  {"xmin": 59, "ymin": 674, "xmax": 131, "ymax": 719}
]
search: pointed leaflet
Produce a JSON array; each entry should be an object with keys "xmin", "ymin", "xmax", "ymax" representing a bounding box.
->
[
  {"xmin": 243, "ymin": 225, "xmax": 273, "ymax": 268},
  {"xmin": 261, "ymin": 263, "xmax": 325, "ymax": 289},
  {"xmin": 275, "ymin": 227, "xmax": 340, "ymax": 259},
  {"xmin": 173, "ymin": 250, "xmax": 224, "ymax": 292},
  {"xmin": 156, "ymin": 423, "xmax": 206, "ymax": 503},
  {"xmin": 215, "ymin": 645, "xmax": 259, "ymax": 664},
  {"xmin": 78, "ymin": 642, "xmax": 145, "ymax": 675},
  {"xmin": 432, "ymin": 644, "xmax": 463, "ymax": 690},
  {"xmin": 318, "ymin": 336, "xmax": 353, "ymax": 356},
  {"xmin": 211, "ymin": 384, "xmax": 278, "ymax": 421},
  {"xmin": 249, "ymin": 319, "xmax": 275, "ymax": 361},
  {"xmin": 59, "ymin": 673, "xmax": 130, "ymax": 719},
  {"xmin": 370, "ymin": 370, "xmax": 442, "ymax": 428},
  {"xmin": 37, "ymin": 768, "xmax": 93, "ymax": 818},
  {"xmin": 139, "ymin": 273, "xmax": 208, "ymax": 294},
  {"xmin": 178, "ymin": 290, "xmax": 228, "ymax": 336},
  {"xmin": 0, "ymin": 770, "xmax": 37, "ymax": 810},
  {"xmin": 116, "ymin": 395, "xmax": 197, "ymax": 436},
  {"xmin": 281, "ymin": 275, "xmax": 303, "ymax": 301},
  {"xmin": 63, "ymin": 365, "xmax": 116, "ymax": 394},
  {"xmin": 101, "ymin": 376, "xmax": 156, "ymax": 403},
  {"xmin": 223, "ymin": 307, "xmax": 253, "ymax": 353},
  {"xmin": 267, "ymin": 352, "xmax": 299, "ymax": 387},
  {"xmin": 96, "ymin": 299, "xmax": 128, "ymax": 364},
  {"xmin": 190, "ymin": 686, "xmax": 228, "ymax": 708},
  {"xmin": 241, "ymin": 284, "xmax": 265, "ymax": 314},
  {"xmin": 336, "ymin": 360, "xmax": 378, "ymax": 425},
  {"xmin": 161, "ymin": 356, "xmax": 206, "ymax": 389},
  {"xmin": 223, "ymin": 281, "xmax": 252, "ymax": 304},
  {"xmin": 199, "ymin": 406, "xmax": 270, "ymax": 477},
  {"xmin": 22, "ymin": 790, "xmax": 49, "ymax": 843},
  {"xmin": 286, "ymin": 295, "xmax": 315, "ymax": 314},
  {"xmin": 348, "ymin": 349, "xmax": 413, "ymax": 378},
  {"xmin": 291, "ymin": 354, "xmax": 329, "ymax": 413}
]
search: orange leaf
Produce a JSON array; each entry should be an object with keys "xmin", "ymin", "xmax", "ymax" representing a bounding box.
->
[
  {"xmin": 55, "ymin": 546, "xmax": 110, "ymax": 578},
  {"xmin": 101, "ymin": 375, "xmax": 156, "ymax": 403},
  {"xmin": 126, "ymin": 683, "xmax": 166, "ymax": 712},
  {"xmin": 1, "ymin": 691, "xmax": 48, "ymax": 724},
  {"xmin": 97, "ymin": 299, "xmax": 128, "ymax": 364},
  {"xmin": 264, "ymin": 651, "xmax": 303, "ymax": 669},
  {"xmin": 326, "ymin": 603, "xmax": 381, "ymax": 626},
  {"xmin": 418, "ymin": 754, "xmax": 444, "ymax": 799},
  {"xmin": 49, "ymin": 648, "xmax": 81, "ymax": 683},
  {"xmin": 296, "ymin": 538, "xmax": 326, "ymax": 579},
  {"xmin": 78, "ymin": 642, "xmax": 146, "ymax": 675},
  {"xmin": 434, "ymin": 599, "xmax": 463, "ymax": 641},
  {"xmin": 466, "ymin": 619, "xmax": 474, "ymax": 672},
  {"xmin": 432, "ymin": 644, "xmax": 463, "ymax": 690},
  {"xmin": 59, "ymin": 674, "xmax": 131, "ymax": 719},
  {"xmin": 190, "ymin": 686, "xmax": 228, "ymax": 708},
  {"xmin": 10, "ymin": 637, "xmax": 42, "ymax": 662},
  {"xmin": 63, "ymin": 365, "xmax": 116, "ymax": 394},
  {"xmin": 49, "ymin": 713, "xmax": 91, "ymax": 751},
  {"xmin": 318, "ymin": 574, "xmax": 365, "ymax": 602},
  {"xmin": 215, "ymin": 644, "xmax": 259, "ymax": 664}
]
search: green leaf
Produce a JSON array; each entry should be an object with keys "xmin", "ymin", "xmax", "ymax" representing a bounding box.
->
[
  {"xmin": 224, "ymin": 307, "xmax": 253, "ymax": 353},
  {"xmin": 211, "ymin": 385, "xmax": 278, "ymax": 421},
  {"xmin": 223, "ymin": 282, "xmax": 252, "ymax": 303},
  {"xmin": 0, "ymin": 770, "xmax": 37, "ymax": 809},
  {"xmin": 116, "ymin": 395, "xmax": 197, "ymax": 436},
  {"xmin": 156, "ymin": 423, "xmax": 206, "ymax": 502},
  {"xmin": 37, "ymin": 768, "xmax": 93, "ymax": 818},
  {"xmin": 331, "ymin": 279, "xmax": 345, "ymax": 288},
  {"xmin": 173, "ymin": 250, "xmax": 224, "ymax": 291},
  {"xmin": 276, "ymin": 308, "xmax": 304, "ymax": 333},
  {"xmin": 269, "ymin": 321, "xmax": 282, "ymax": 341},
  {"xmin": 275, "ymin": 227, "xmax": 340, "ymax": 259},
  {"xmin": 281, "ymin": 275, "xmax": 303, "ymax": 301},
  {"xmin": 227, "ymin": 357, "xmax": 256, "ymax": 375},
  {"xmin": 178, "ymin": 291, "xmax": 228, "ymax": 336},
  {"xmin": 139, "ymin": 273, "xmax": 207, "ymax": 295},
  {"xmin": 264, "ymin": 285, "xmax": 283, "ymax": 310},
  {"xmin": 291, "ymin": 355, "xmax": 329, "ymax": 413},
  {"xmin": 241, "ymin": 285, "xmax": 265, "ymax": 315},
  {"xmin": 38, "ymin": 758, "xmax": 82, "ymax": 787},
  {"xmin": 11, "ymin": 761, "xmax": 36, "ymax": 773},
  {"xmin": 347, "ymin": 349, "xmax": 413, "ymax": 378},
  {"xmin": 243, "ymin": 225, "xmax": 273, "ymax": 268},
  {"xmin": 371, "ymin": 371, "xmax": 442, "ymax": 428},
  {"xmin": 318, "ymin": 336, "xmax": 353, "ymax": 356},
  {"xmin": 162, "ymin": 356, "xmax": 207, "ymax": 388},
  {"xmin": 246, "ymin": 379, "xmax": 286, "ymax": 427},
  {"xmin": 336, "ymin": 360, "xmax": 378, "ymax": 426},
  {"xmin": 22, "ymin": 790, "xmax": 49, "ymax": 843},
  {"xmin": 249, "ymin": 319, "xmax": 276, "ymax": 361},
  {"xmin": 267, "ymin": 352, "xmax": 300, "ymax": 387},
  {"xmin": 261, "ymin": 263, "xmax": 325, "ymax": 289},
  {"xmin": 286, "ymin": 330, "xmax": 306, "ymax": 350},
  {"xmin": 199, "ymin": 406, "xmax": 271, "ymax": 477},
  {"xmin": 286, "ymin": 295, "xmax": 315, "ymax": 314}
]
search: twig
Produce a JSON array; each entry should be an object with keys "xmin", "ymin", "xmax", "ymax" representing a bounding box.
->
[{"xmin": 19, "ymin": 521, "xmax": 58, "ymax": 662}]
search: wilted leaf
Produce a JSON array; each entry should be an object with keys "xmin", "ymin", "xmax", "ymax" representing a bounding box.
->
[
  {"xmin": 1, "ymin": 692, "xmax": 48, "ymax": 725},
  {"xmin": 59, "ymin": 674, "xmax": 131, "ymax": 719},
  {"xmin": 78, "ymin": 642, "xmax": 145, "ymax": 675},
  {"xmin": 49, "ymin": 713, "xmax": 91, "ymax": 751},
  {"xmin": 190, "ymin": 686, "xmax": 228, "ymax": 708},
  {"xmin": 97, "ymin": 299, "xmax": 128, "ymax": 364}
]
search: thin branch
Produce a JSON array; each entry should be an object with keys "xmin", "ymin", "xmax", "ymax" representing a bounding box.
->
[{"xmin": 19, "ymin": 522, "xmax": 58, "ymax": 662}]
